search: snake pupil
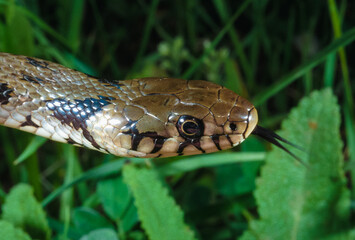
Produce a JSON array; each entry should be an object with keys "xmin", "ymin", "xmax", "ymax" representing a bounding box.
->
[
  {"xmin": 182, "ymin": 121, "xmax": 198, "ymax": 135},
  {"xmin": 177, "ymin": 115, "xmax": 204, "ymax": 139}
]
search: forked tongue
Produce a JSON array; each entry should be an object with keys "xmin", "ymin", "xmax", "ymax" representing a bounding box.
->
[{"xmin": 252, "ymin": 125, "xmax": 306, "ymax": 166}]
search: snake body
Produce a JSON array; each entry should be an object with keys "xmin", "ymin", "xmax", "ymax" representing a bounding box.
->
[{"xmin": 0, "ymin": 52, "xmax": 258, "ymax": 158}]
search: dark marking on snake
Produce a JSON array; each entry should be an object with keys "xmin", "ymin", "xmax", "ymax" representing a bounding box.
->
[
  {"xmin": 98, "ymin": 78, "xmax": 123, "ymax": 89},
  {"xmin": 98, "ymin": 95, "xmax": 116, "ymax": 101},
  {"xmin": 226, "ymin": 134, "xmax": 233, "ymax": 146},
  {"xmin": 122, "ymin": 121, "xmax": 138, "ymax": 135},
  {"xmin": 151, "ymin": 138, "xmax": 166, "ymax": 154},
  {"xmin": 192, "ymin": 139, "xmax": 205, "ymax": 153},
  {"xmin": 83, "ymin": 128, "xmax": 101, "ymax": 149},
  {"xmin": 131, "ymin": 131, "xmax": 167, "ymax": 153},
  {"xmin": 86, "ymin": 74, "xmax": 123, "ymax": 96},
  {"xmin": 20, "ymin": 115, "xmax": 39, "ymax": 128},
  {"xmin": 0, "ymin": 83, "xmax": 13, "ymax": 105},
  {"xmin": 131, "ymin": 134, "xmax": 143, "ymax": 151},
  {"xmin": 46, "ymin": 97, "xmax": 112, "ymax": 149},
  {"xmin": 163, "ymin": 98, "xmax": 169, "ymax": 106},
  {"xmin": 66, "ymin": 137, "xmax": 77, "ymax": 145},
  {"xmin": 127, "ymin": 122, "xmax": 167, "ymax": 152},
  {"xmin": 22, "ymin": 74, "xmax": 44, "ymax": 84},
  {"xmin": 66, "ymin": 137, "xmax": 86, "ymax": 149},
  {"xmin": 177, "ymin": 139, "xmax": 205, "ymax": 154},
  {"xmin": 177, "ymin": 141, "xmax": 191, "ymax": 155},
  {"xmin": 211, "ymin": 135, "xmax": 222, "ymax": 150},
  {"xmin": 26, "ymin": 57, "xmax": 49, "ymax": 69}
]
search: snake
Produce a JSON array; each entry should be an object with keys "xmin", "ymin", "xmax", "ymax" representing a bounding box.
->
[{"xmin": 0, "ymin": 52, "xmax": 297, "ymax": 159}]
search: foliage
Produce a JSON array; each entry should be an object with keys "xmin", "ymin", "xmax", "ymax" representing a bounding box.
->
[
  {"xmin": 0, "ymin": 220, "xmax": 31, "ymax": 240},
  {"xmin": 0, "ymin": 0, "xmax": 354, "ymax": 239},
  {"xmin": 241, "ymin": 89, "xmax": 350, "ymax": 240},
  {"xmin": 1, "ymin": 184, "xmax": 50, "ymax": 240},
  {"xmin": 80, "ymin": 229, "xmax": 119, "ymax": 240},
  {"xmin": 123, "ymin": 164, "xmax": 196, "ymax": 240}
]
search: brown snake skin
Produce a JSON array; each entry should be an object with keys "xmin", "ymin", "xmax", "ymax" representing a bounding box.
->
[{"xmin": 0, "ymin": 52, "xmax": 259, "ymax": 158}]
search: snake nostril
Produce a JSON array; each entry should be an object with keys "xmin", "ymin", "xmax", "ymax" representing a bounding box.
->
[{"xmin": 230, "ymin": 123, "xmax": 237, "ymax": 131}]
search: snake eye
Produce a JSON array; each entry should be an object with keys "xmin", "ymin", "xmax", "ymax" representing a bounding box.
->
[{"xmin": 177, "ymin": 115, "xmax": 204, "ymax": 139}]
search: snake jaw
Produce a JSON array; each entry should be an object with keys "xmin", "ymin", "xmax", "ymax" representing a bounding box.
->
[{"xmin": 90, "ymin": 85, "xmax": 259, "ymax": 157}]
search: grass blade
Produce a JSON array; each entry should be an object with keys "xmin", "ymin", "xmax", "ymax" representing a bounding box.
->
[
  {"xmin": 183, "ymin": 0, "xmax": 252, "ymax": 79},
  {"xmin": 252, "ymin": 27, "xmax": 355, "ymax": 106},
  {"xmin": 328, "ymin": 0, "xmax": 354, "ymax": 112},
  {"xmin": 213, "ymin": 0, "xmax": 252, "ymax": 83},
  {"xmin": 66, "ymin": 0, "xmax": 85, "ymax": 52},
  {"xmin": 129, "ymin": 0, "xmax": 160, "ymax": 75},
  {"xmin": 14, "ymin": 136, "xmax": 47, "ymax": 165},
  {"xmin": 157, "ymin": 152, "xmax": 265, "ymax": 176}
]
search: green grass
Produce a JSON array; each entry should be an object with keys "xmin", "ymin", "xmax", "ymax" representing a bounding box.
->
[{"xmin": 0, "ymin": 0, "xmax": 354, "ymax": 239}]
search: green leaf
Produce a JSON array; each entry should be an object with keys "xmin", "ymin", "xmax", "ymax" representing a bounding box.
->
[
  {"xmin": 0, "ymin": 220, "xmax": 32, "ymax": 240},
  {"xmin": 97, "ymin": 176, "xmax": 131, "ymax": 221},
  {"xmin": 73, "ymin": 207, "xmax": 114, "ymax": 235},
  {"xmin": 79, "ymin": 228, "xmax": 119, "ymax": 240},
  {"xmin": 42, "ymin": 158, "xmax": 145, "ymax": 207},
  {"xmin": 2, "ymin": 184, "xmax": 51, "ymax": 240},
  {"xmin": 215, "ymin": 161, "xmax": 261, "ymax": 196},
  {"xmin": 97, "ymin": 175, "xmax": 138, "ymax": 232},
  {"xmin": 241, "ymin": 89, "xmax": 350, "ymax": 240},
  {"xmin": 122, "ymin": 164, "xmax": 196, "ymax": 240},
  {"xmin": 121, "ymin": 201, "xmax": 139, "ymax": 232}
]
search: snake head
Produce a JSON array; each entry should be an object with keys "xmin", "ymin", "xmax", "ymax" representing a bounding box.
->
[
  {"xmin": 85, "ymin": 77, "xmax": 298, "ymax": 159},
  {"xmin": 100, "ymin": 78, "xmax": 259, "ymax": 158},
  {"xmin": 163, "ymin": 93, "xmax": 259, "ymax": 157}
]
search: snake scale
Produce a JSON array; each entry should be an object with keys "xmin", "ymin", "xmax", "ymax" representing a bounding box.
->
[{"xmin": 0, "ymin": 52, "xmax": 296, "ymax": 159}]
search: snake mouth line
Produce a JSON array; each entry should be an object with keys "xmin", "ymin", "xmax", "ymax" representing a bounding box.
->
[{"xmin": 128, "ymin": 132, "xmax": 238, "ymax": 157}]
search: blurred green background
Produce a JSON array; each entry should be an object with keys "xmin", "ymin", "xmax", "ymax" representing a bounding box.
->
[{"xmin": 0, "ymin": 0, "xmax": 354, "ymax": 239}]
